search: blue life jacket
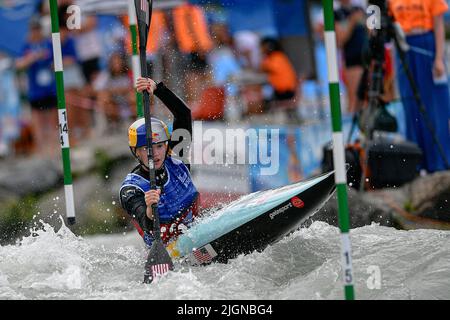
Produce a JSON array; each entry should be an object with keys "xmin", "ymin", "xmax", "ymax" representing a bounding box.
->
[{"xmin": 120, "ymin": 157, "xmax": 199, "ymax": 224}]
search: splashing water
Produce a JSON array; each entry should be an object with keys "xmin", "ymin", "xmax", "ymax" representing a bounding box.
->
[{"xmin": 1, "ymin": 217, "xmax": 450, "ymax": 300}]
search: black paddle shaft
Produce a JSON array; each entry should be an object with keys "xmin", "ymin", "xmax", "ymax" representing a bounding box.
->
[
  {"xmin": 134, "ymin": 0, "xmax": 162, "ymax": 239},
  {"xmin": 134, "ymin": 0, "xmax": 174, "ymax": 284}
]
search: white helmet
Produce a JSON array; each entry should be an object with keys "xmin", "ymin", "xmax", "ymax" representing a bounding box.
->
[{"xmin": 128, "ymin": 117, "xmax": 171, "ymax": 149}]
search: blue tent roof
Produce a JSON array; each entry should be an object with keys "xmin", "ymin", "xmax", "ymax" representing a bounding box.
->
[
  {"xmin": 190, "ymin": 0, "xmax": 309, "ymax": 37},
  {"xmin": 0, "ymin": 0, "xmax": 41, "ymax": 57}
]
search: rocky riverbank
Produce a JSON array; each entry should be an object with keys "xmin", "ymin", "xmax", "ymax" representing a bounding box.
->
[
  {"xmin": 309, "ymin": 170, "xmax": 450, "ymax": 230},
  {"xmin": 0, "ymin": 132, "xmax": 133, "ymax": 244}
]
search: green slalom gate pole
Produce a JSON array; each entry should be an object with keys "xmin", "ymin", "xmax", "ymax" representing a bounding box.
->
[
  {"xmin": 49, "ymin": 0, "xmax": 76, "ymax": 225},
  {"xmin": 322, "ymin": 0, "xmax": 355, "ymax": 300},
  {"xmin": 128, "ymin": 0, "xmax": 144, "ymax": 117}
]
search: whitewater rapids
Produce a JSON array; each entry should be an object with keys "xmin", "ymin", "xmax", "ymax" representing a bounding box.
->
[{"xmin": 1, "ymin": 218, "xmax": 449, "ymax": 300}]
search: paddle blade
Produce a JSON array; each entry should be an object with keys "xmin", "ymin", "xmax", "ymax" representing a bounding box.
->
[{"xmin": 143, "ymin": 239, "xmax": 174, "ymax": 284}]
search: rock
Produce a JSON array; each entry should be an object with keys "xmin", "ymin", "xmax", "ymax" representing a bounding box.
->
[
  {"xmin": 408, "ymin": 171, "xmax": 450, "ymax": 221},
  {"xmin": 0, "ymin": 132, "xmax": 133, "ymax": 243},
  {"xmin": 309, "ymin": 170, "xmax": 450, "ymax": 230},
  {"xmin": 307, "ymin": 187, "xmax": 399, "ymax": 229},
  {"xmin": 0, "ymin": 132, "xmax": 130, "ymax": 198},
  {"xmin": 0, "ymin": 158, "xmax": 60, "ymax": 196}
]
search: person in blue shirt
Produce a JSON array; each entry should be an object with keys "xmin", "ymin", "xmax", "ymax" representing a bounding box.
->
[
  {"xmin": 119, "ymin": 77, "xmax": 199, "ymax": 247},
  {"xmin": 0, "ymin": 52, "xmax": 21, "ymax": 157},
  {"xmin": 16, "ymin": 16, "xmax": 58, "ymax": 158},
  {"xmin": 334, "ymin": 0, "xmax": 369, "ymax": 114}
]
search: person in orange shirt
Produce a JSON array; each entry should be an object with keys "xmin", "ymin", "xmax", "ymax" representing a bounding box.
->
[
  {"xmin": 388, "ymin": 0, "xmax": 450, "ymax": 173},
  {"xmin": 260, "ymin": 37, "xmax": 298, "ymax": 102},
  {"xmin": 172, "ymin": 3, "xmax": 214, "ymax": 106}
]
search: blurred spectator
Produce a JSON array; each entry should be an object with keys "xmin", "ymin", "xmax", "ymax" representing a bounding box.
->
[
  {"xmin": 334, "ymin": 0, "xmax": 369, "ymax": 114},
  {"xmin": 233, "ymin": 30, "xmax": 262, "ymax": 70},
  {"xmin": 388, "ymin": 0, "xmax": 450, "ymax": 173},
  {"xmin": 260, "ymin": 37, "xmax": 300, "ymax": 121},
  {"xmin": 312, "ymin": 12, "xmax": 324, "ymax": 43},
  {"xmin": 226, "ymin": 31, "xmax": 266, "ymax": 118},
  {"xmin": 203, "ymin": 23, "xmax": 242, "ymax": 121},
  {"xmin": 73, "ymin": 10, "xmax": 103, "ymax": 84},
  {"xmin": 94, "ymin": 52, "xmax": 135, "ymax": 132},
  {"xmin": 15, "ymin": 17, "xmax": 58, "ymax": 158},
  {"xmin": 176, "ymin": 23, "xmax": 239, "ymax": 121},
  {"xmin": 0, "ymin": 52, "xmax": 21, "ymax": 157},
  {"xmin": 207, "ymin": 24, "xmax": 241, "ymax": 88},
  {"xmin": 58, "ymin": 4, "xmax": 91, "ymax": 145},
  {"xmin": 172, "ymin": 3, "xmax": 214, "ymax": 105}
]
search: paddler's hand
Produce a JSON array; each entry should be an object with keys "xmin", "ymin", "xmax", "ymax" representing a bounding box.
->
[
  {"xmin": 136, "ymin": 77, "xmax": 157, "ymax": 94},
  {"xmin": 145, "ymin": 189, "xmax": 161, "ymax": 220}
]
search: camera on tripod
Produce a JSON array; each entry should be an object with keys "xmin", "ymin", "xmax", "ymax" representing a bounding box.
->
[{"xmin": 357, "ymin": 0, "xmax": 398, "ymax": 137}]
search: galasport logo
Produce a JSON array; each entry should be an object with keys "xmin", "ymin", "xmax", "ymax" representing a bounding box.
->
[
  {"xmin": 269, "ymin": 203, "xmax": 292, "ymax": 220},
  {"xmin": 291, "ymin": 196, "xmax": 304, "ymax": 208}
]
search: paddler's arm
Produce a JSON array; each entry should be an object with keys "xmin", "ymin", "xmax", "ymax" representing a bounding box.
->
[
  {"xmin": 153, "ymin": 82, "xmax": 192, "ymax": 139},
  {"xmin": 119, "ymin": 186, "xmax": 153, "ymax": 232},
  {"xmin": 135, "ymin": 78, "xmax": 192, "ymax": 138},
  {"xmin": 153, "ymin": 81, "xmax": 193, "ymax": 171},
  {"xmin": 136, "ymin": 77, "xmax": 193, "ymax": 170}
]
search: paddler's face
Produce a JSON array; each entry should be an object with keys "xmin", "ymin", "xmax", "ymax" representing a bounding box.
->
[{"xmin": 136, "ymin": 142, "xmax": 168, "ymax": 170}]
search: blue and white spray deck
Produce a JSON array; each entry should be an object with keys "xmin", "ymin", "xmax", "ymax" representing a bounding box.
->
[{"xmin": 167, "ymin": 171, "xmax": 336, "ymax": 265}]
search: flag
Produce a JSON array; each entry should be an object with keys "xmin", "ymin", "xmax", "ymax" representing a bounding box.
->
[
  {"xmin": 151, "ymin": 263, "xmax": 170, "ymax": 278},
  {"xmin": 137, "ymin": 0, "xmax": 150, "ymax": 26},
  {"xmin": 192, "ymin": 244, "xmax": 217, "ymax": 264}
]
